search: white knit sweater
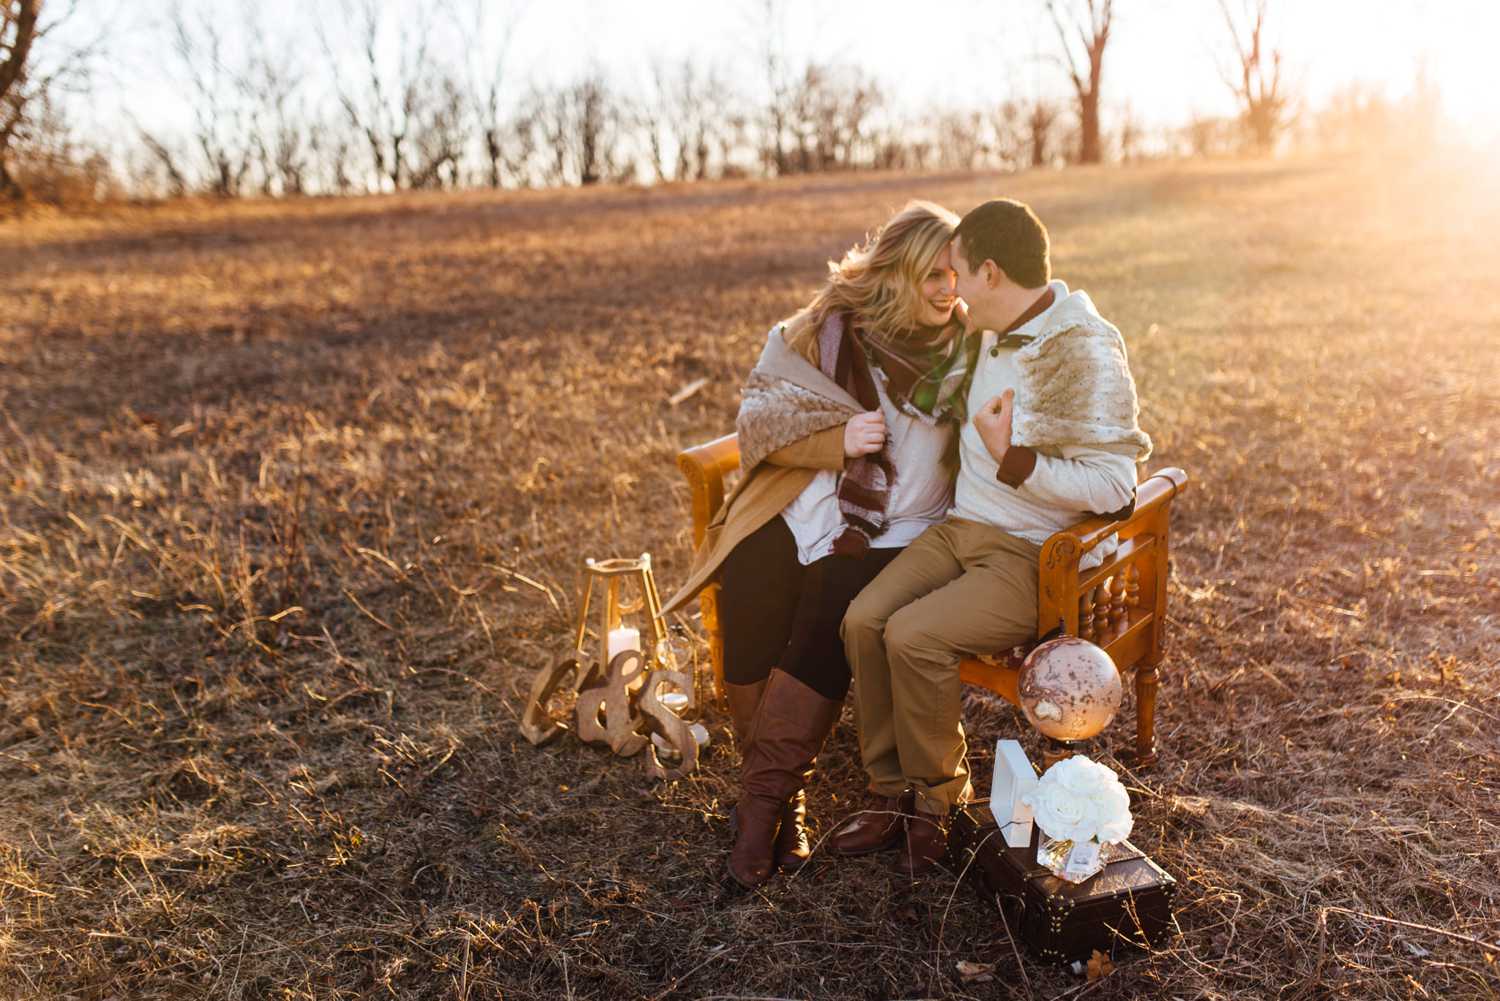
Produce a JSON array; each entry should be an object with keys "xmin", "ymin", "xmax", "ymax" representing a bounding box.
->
[
  {"xmin": 951, "ymin": 281, "xmax": 1137, "ymax": 569},
  {"xmin": 782, "ymin": 364, "xmax": 953, "ymax": 564}
]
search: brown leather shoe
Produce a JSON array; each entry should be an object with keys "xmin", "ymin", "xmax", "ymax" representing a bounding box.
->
[
  {"xmin": 826, "ymin": 790, "xmax": 914, "ymax": 857},
  {"xmin": 894, "ymin": 806, "xmax": 950, "ymax": 877},
  {"xmin": 727, "ymin": 670, "xmax": 841, "ymax": 889}
]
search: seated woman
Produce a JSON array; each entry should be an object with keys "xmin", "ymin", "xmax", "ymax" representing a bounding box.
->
[{"xmin": 662, "ymin": 201, "xmax": 976, "ymax": 889}]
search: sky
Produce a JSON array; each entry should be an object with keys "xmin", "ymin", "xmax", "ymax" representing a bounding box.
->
[{"xmin": 53, "ymin": 0, "xmax": 1500, "ymax": 152}]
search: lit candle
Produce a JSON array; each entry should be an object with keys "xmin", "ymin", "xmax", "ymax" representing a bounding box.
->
[
  {"xmin": 607, "ymin": 626, "xmax": 643, "ymax": 692},
  {"xmin": 606, "ymin": 626, "xmax": 641, "ymax": 663}
]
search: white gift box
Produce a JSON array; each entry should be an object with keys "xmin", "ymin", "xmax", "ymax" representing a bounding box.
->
[{"xmin": 989, "ymin": 739, "xmax": 1040, "ymax": 848}]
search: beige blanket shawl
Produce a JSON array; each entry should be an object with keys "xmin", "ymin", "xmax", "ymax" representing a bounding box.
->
[
  {"xmin": 735, "ymin": 325, "xmax": 863, "ymax": 473},
  {"xmin": 1011, "ymin": 292, "xmax": 1153, "ymax": 462}
]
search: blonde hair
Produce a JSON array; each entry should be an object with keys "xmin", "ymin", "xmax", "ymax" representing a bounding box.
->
[{"xmin": 783, "ymin": 200, "xmax": 961, "ymax": 360}]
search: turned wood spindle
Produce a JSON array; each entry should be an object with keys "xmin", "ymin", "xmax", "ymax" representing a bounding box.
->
[
  {"xmin": 1080, "ymin": 588, "xmax": 1096, "ymax": 641},
  {"xmin": 1092, "ymin": 579, "xmax": 1111, "ymax": 638},
  {"xmin": 1111, "ymin": 573, "xmax": 1128, "ymax": 629},
  {"xmin": 1095, "ymin": 578, "xmax": 1114, "ymax": 638},
  {"xmin": 1125, "ymin": 564, "xmax": 1141, "ymax": 610},
  {"xmin": 1104, "ymin": 570, "xmax": 1116, "ymax": 633}
]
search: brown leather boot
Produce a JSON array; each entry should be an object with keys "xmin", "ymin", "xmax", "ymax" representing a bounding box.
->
[
  {"xmin": 894, "ymin": 805, "xmax": 950, "ymax": 877},
  {"xmin": 826, "ymin": 789, "xmax": 914, "ymax": 856},
  {"xmin": 723, "ymin": 678, "xmax": 766, "ymax": 840},
  {"xmin": 727, "ymin": 669, "xmax": 841, "ymax": 889},
  {"xmin": 773, "ymin": 789, "xmax": 811, "ymax": 871},
  {"xmin": 723, "ymin": 679, "xmax": 767, "ymax": 749}
]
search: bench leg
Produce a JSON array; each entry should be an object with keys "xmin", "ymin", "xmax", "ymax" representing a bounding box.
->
[
  {"xmin": 702, "ymin": 585, "xmax": 727, "ymax": 708},
  {"xmin": 1131, "ymin": 663, "xmax": 1159, "ymax": 768}
]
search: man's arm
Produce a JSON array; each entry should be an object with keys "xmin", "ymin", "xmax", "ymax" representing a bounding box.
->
[
  {"xmin": 973, "ymin": 389, "xmax": 1135, "ymax": 514},
  {"xmin": 1011, "ymin": 446, "xmax": 1136, "ymax": 514}
]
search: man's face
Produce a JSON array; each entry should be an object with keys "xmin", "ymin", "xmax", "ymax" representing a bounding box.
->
[{"xmin": 950, "ymin": 238, "xmax": 988, "ymax": 320}]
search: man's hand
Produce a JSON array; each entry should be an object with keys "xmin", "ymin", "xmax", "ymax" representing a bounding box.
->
[
  {"xmin": 973, "ymin": 390, "xmax": 1014, "ymax": 464},
  {"xmin": 844, "ymin": 410, "xmax": 887, "ymax": 458}
]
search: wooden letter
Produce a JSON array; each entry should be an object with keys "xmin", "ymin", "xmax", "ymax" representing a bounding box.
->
[{"xmin": 576, "ymin": 650, "xmax": 648, "ymax": 756}]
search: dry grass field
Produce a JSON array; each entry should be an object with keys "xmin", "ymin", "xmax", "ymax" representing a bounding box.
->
[{"xmin": 1, "ymin": 154, "xmax": 1497, "ymax": 1000}]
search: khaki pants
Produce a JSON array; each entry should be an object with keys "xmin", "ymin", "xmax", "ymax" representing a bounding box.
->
[{"xmin": 841, "ymin": 519, "xmax": 1040, "ymax": 815}]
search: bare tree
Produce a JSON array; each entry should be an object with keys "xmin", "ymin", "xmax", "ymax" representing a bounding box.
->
[
  {"xmin": 1216, "ymin": 0, "xmax": 1290, "ymax": 153},
  {"xmin": 636, "ymin": 59, "xmax": 732, "ymax": 182},
  {"xmin": 813, "ymin": 66, "xmax": 881, "ymax": 170},
  {"xmin": 0, "ymin": 0, "xmax": 41, "ymax": 196},
  {"xmin": 1182, "ymin": 111, "xmax": 1236, "ymax": 157},
  {"xmin": 407, "ymin": 74, "xmax": 467, "ymax": 189},
  {"xmin": 934, "ymin": 110, "xmax": 986, "ymax": 170},
  {"xmin": 151, "ymin": 3, "xmax": 256, "ymax": 198},
  {"xmin": 635, "ymin": 63, "xmax": 672, "ymax": 182},
  {"xmin": 991, "ymin": 99, "xmax": 1029, "ymax": 169},
  {"xmin": 323, "ymin": 0, "xmax": 447, "ymax": 191},
  {"xmin": 675, "ymin": 62, "xmax": 732, "ymax": 180},
  {"xmin": 1027, "ymin": 98, "xmax": 1060, "ymax": 167},
  {"xmin": 775, "ymin": 64, "xmax": 884, "ymax": 173},
  {"xmin": 571, "ymin": 73, "xmax": 617, "ymax": 185},
  {"xmin": 1, "ymin": 0, "xmax": 103, "ymax": 201},
  {"xmin": 530, "ymin": 73, "xmax": 623, "ymax": 187},
  {"xmin": 238, "ymin": 8, "xmax": 311, "ymax": 196},
  {"xmin": 1114, "ymin": 101, "xmax": 1143, "ymax": 161},
  {"xmin": 138, "ymin": 130, "xmax": 188, "ymax": 197},
  {"xmin": 1045, "ymin": 0, "xmax": 1113, "ymax": 164},
  {"xmin": 501, "ymin": 93, "xmax": 541, "ymax": 187},
  {"xmin": 716, "ymin": 107, "xmax": 753, "ymax": 179},
  {"xmin": 753, "ymin": 0, "xmax": 797, "ymax": 176},
  {"xmin": 450, "ymin": 0, "xmax": 521, "ymax": 189},
  {"xmin": 307, "ymin": 113, "xmax": 359, "ymax": 194}
]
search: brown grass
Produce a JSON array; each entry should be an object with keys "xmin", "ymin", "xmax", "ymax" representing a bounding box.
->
[{"xmin": 1, "ymin": 155, "xmax": 1497, "ymax": 1000}]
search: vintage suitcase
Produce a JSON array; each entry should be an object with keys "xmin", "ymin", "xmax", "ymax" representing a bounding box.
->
[{"xmin": 945, "ymin": 800, "xmax": 1177, "ymax": 964}]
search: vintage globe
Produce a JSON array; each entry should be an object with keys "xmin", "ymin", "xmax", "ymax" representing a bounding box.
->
[{"xmin": 1017, "ymin": 637, "xmax": 1123, "ymax": 741}]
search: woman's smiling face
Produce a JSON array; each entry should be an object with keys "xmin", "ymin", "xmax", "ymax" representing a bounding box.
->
[{"xmin": 914, "ymin": 244, "xmax": 958, "ymax": 327}]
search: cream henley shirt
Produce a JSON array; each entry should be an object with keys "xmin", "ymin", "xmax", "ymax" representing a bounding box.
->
[{"xmin": 951, "ymin": 280, "xmax": 1137, "ymax": 569}]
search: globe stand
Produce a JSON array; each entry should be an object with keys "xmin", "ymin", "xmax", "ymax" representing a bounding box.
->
[
  {"xmin": 1112, "ymin": 743, "xmax": 1157, "ymax": 770},
  {"xmin": 1040, "ymin": 735, "xmax": 1083, "ymax": 770}
]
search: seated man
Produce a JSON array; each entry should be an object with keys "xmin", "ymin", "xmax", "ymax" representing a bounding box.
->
[{"xmin": 830, "ymin": 198, "xmax": 1153, "ymax": 875}]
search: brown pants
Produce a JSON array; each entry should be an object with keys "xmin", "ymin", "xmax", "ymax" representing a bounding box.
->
[{"xmin": 841, "ymin": 519, "xmax": 1040, "ymax": 815}]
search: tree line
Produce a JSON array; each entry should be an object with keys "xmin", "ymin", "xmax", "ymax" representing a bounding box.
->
[{"xmin": 0, "ymin": 0, "xmax": 1449, "ymax": 206}]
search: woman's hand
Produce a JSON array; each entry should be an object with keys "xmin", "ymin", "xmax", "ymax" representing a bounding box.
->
[{"xmin": 844, "ymin": 411, "xmax": 887, "ymax": 458}]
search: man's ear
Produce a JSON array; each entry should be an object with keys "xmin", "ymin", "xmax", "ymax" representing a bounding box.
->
[{"xmin": 983, "ymin": 260, "xmax": 1007, "ymax": 289}]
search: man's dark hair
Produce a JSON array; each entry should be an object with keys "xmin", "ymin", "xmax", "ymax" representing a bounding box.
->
[{"xmin": 953, "ymin": 199, "xmax": 1050, "ymax": 288}]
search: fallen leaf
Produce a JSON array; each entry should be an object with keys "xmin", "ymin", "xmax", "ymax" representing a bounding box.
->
[
  {"xmin": 956, "ymin": 960, "xmax": 995, "ymax": 983},
  {"xmin": 1086, "ymin": 949, "xmax": 1115, "ymax": 981}
]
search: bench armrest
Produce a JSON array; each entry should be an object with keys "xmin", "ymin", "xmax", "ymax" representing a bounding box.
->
[
  {"xmin": 1038, "ymin": 467, "xmax": 1189, "ymax": 638},
  {"xmin": 677, "ymin": 433, "xmax": 741, "ymax": 547}
]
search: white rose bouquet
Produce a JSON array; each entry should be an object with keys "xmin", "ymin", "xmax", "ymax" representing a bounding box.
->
[{"xmin": 1022, "ymin": 755, "xmax": 1133, "ymax": 845}]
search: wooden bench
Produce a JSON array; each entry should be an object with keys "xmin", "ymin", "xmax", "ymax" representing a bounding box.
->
[{"xmin": 676, "ymin": 432, "xmax": 1188, "ymax": 767}]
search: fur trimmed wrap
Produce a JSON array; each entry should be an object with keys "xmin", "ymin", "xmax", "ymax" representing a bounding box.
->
[
  {"xmin": 735, "ymin": 351, "xmax": 857, "ymax": 477},
  {"xmin": 1011, "ymin": 292, "xmax": 1153, "ymax": 462}
]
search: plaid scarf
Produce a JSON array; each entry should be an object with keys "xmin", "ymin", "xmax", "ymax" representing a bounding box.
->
[
  {"xmin": 817, "ymin": 313, "xmax": 897, "ymax": 557},
  {"xmin": 863, "ymin": 320, "xmax": 974, "ymax": 422}
]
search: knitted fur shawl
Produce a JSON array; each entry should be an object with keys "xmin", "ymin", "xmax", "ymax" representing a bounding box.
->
[
  {"xmin": 736, "ymin": 326, "xmax": 863, "ymax": 474},
  {"xmin": 1011, "ymin": 291, "xmax": 1153, "ymax": 462}
]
